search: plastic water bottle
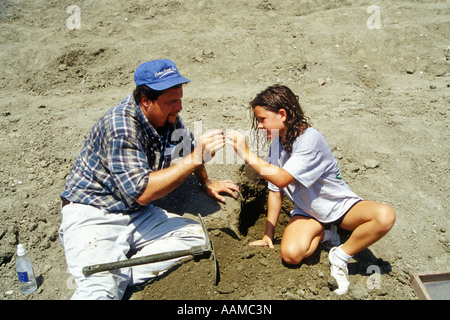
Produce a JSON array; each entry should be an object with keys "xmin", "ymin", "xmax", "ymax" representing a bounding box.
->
[{"xmin": 16, "ymin": 244, "xmax": 37, "ymax": 294}]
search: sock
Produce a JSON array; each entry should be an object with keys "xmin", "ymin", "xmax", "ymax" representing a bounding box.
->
[{"xmin": 333, "ymin": 245, "xmax": 352, "ymax": 264}]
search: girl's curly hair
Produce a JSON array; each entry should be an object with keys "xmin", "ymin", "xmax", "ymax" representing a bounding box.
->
[{"xmin": 250, "ymin": 84, "xmax": 311, "ymax": 153}]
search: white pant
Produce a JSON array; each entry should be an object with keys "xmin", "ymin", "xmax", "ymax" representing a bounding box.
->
[{"xmin": 59, "ymin": 203, "xmax": 205, "ymax": 300}]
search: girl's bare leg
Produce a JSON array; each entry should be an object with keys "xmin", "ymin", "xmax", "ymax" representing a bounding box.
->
[
  {"xmin": 280, "ymin": 215, "xmax": 324, "ymax": 265},
  {"xmin": 339, "ymin": 200, "xmax": 396, "ymax": 256}
]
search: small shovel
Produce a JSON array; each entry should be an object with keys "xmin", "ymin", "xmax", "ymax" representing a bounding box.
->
[{"xmin": 82, "ymin": 213, "xmax": 220, "ymax": 285}]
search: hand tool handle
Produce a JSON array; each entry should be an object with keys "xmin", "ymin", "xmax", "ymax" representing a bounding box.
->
[{"xmin": 82, "ymin": 246, "xmax": 202, "ymax": 276}]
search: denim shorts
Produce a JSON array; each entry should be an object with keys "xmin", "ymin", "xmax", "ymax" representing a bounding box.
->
[{"xmin": 292, "ymin": 200, "xmax": 363, "ymax": 230}]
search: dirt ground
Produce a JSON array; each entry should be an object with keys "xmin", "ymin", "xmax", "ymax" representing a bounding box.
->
[{"xmin": 0, "ymin": 0, "xmax": 448, "ymax": 301}]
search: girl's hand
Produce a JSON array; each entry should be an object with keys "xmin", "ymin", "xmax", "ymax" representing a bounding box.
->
[
  {"xmin": 249, "ymin": 235, "xmax": 274, "ymax": 249},
  {"xmin": 194, "ymin": 129, "xmax": 226, "ymax": 163},
  {"xmin": 226, "ymin": 130, "xmax": 248, "ymax": 159}
]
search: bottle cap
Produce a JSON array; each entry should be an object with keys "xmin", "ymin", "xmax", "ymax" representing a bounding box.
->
[{"xmin": 17, "ymin": 244, "xmax": 26, "ymax": 256}]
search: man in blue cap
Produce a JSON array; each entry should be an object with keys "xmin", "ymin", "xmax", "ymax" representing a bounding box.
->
[{"xmin": 59, "ymin": 59, "xmax": 239, "ymax": 299}]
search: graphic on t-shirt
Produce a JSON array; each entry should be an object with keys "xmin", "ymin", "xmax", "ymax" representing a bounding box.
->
[{"xmin": 335, "ymin": 165, "xmax": 343, "ymax": 180}]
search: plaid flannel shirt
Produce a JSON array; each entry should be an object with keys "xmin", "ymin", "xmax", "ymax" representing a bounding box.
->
[{"xmin": 60, "ymin": 94, "xmax": 196, "ymax": 213}]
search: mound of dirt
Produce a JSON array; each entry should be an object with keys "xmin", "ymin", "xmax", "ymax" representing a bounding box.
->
[{"xmin": 0, "ymin": 0, "xmax": 448, "ymax": 301}]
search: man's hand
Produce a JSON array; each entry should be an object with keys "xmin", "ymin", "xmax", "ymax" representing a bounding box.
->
[
  {"xmin": 194, "ymin": 129, "xmax": 226, "ymax": 164},
  {"xmin": 202, "ymin": 179, "xmax": 239, "ymax": 203}
]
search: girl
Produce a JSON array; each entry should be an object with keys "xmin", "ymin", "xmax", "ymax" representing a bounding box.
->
[{"xmin": 226, "ymin": 84, "xmax": 395, "ymax": 295}]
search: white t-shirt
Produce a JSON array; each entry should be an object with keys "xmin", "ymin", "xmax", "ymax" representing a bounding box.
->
[{"xmin": 268, "ymin": 127, "xmax": 362, "ymax": 223}]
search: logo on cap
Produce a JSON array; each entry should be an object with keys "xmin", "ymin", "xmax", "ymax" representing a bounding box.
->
[{"xmin": 154, "ymin": 67, "xmax": 177, "ymax": 79}]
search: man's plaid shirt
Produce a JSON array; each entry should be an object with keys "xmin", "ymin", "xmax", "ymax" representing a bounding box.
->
[{"xmin": 60, "ymin": 94, "xmax": 195, "ymax": 213}]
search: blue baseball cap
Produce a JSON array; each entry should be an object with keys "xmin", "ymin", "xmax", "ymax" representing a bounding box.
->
[{"xmin": 134, "ymin": 59, "xmax": 190, "ymax": 91}]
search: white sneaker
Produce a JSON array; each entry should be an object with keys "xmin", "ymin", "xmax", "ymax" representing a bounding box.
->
[
  {"xmin": 321, "ymin": 225, "xmax": 340, "ymax": 250},
  {"xmin": 328, "ymin": 247, "xmax": 350, "ymax": 295}
]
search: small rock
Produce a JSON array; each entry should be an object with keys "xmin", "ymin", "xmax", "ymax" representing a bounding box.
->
[
  {"xmin": 241, "ymin": 252, "xmax": 255, "ymax": 259},
  {"xmin": 285, "ymin": 292, "xmax": 302, "ymax": 300},
  {"xmin": 57, "ymin": 171, "xmax": 68, "ymax": 180},
  {"xmin": 405, "ymin": 66, "xmax": 415, "ymax": 74},
  {"xmin": 334, "ymin": 150, "xmax": 343, "ymax": 159},
  {"xmin": 327, "ymin": 277, "xmax": 338, "ymax": 291},
  {"xmin": 364, "ymin": 159, "xmax": 379, "ymax": 169},
  {"xmin": 259, "ymin": 258, "xmax": 269, "ymax": 266},
  {"xmin": 40, "ymin": 160, "xmax": 49, "ymax": 168},
  {"xmin": 217, "ymin": 282, "xmax": 234, "ymax": 294},
  {"xmin": 350, "ymin": 286, "xmax": 369, "ymax": 299},
  {"xmin": 347, "ymin": 163, "xmax": 361, "ymax": 172}
]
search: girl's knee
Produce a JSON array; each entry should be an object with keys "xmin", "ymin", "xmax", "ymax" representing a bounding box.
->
[
  {"xmin": 280, "ymin": 243, "xmax": 305, "ymax": 265},
  {"xmin": 280, "ymin": 216, "xmax": 323, "ymax": 265},
  {"xmin": 377, "ymin": 205, "xmax": 396, "ymax": 232},
  {"xmin": 281, "ymin": 251, "xmax": 302, "ymax": 265}
]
